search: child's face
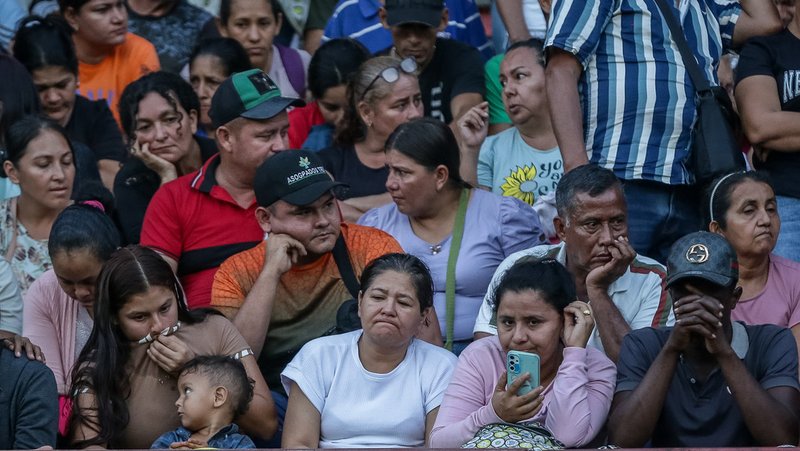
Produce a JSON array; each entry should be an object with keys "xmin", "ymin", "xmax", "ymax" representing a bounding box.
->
[
  {"xmin": 175, "ymin": 371, "xmax": 217, "ymax": 430},
  {"xmin": 221, "ymin": 0, "xmax": 281, "ymax": 70}
]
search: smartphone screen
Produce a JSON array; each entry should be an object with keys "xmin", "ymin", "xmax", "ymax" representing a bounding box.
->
[{"xmin": 506, "ymin": 350, "xmax": 540, "ymax": 396}]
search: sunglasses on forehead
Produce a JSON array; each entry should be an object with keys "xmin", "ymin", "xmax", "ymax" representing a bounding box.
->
[{"xmin": 360, "ymin": 57, "xmax": 418, "ymax": 100}]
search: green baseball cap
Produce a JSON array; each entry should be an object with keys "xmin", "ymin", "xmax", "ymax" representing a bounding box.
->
[{"xmin": 209, "ymin": 69, "xmax": 304, "ymax": 128}]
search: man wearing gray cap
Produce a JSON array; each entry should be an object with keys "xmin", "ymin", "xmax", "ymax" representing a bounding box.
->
[{"xmin": 609, "ymin": 231, "xmax": 800, "ymax": 447}]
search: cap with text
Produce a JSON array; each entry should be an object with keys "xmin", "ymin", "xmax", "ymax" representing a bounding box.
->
[{"xmin": 254, "ymin": 150, "xmax": 346, "ymax": 207}]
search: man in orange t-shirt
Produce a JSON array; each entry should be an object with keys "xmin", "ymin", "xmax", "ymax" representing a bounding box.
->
[{"xmin": 211, "ymin": 150, "xmax": 402, "ymax": 396}]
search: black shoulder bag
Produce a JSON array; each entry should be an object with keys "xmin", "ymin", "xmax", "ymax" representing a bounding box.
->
[
  {"xmin": 330, "ymin": 234, "xmax": 362, "ymax": 333},
  {"xmin": 653, "ymin": 0, "xmax": 745, "ymax": 184}
]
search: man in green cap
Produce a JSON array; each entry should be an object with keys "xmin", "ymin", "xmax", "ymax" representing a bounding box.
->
[{"xmin": 141, "ymin": 69, "xmax": 303, "ymax": 309}]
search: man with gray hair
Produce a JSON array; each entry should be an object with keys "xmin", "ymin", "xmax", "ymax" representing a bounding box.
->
[{"xmin": 473, "ymin": 164, "xmax": 672, "ymax": 362}]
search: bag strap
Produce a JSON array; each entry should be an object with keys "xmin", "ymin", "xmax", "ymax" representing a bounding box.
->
[
  {"xmin": 276, "ymin": 44, "xmax": 306, "ymax": 96},
  {"xmin": 332, "ymin": 233, "xmax": 360, "ymax": 299},
  {"xmin": 444, "ymin": 188, "xmax": 470, "ymax": 351},
  {"xmin": 651, "ymin": 0, "xmax": 712, "ymax": 93}
]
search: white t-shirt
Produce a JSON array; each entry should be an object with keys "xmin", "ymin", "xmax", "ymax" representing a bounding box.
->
[{"xmin": 281, "ymin": 330, "xmax": 458, "ymax": 448}]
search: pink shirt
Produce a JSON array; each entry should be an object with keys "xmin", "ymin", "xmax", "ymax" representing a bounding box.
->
[
  {"xmin": 732, "ymin": 254, "xmax": 800, "ymax": 329},
  {"xmin": 429, "ymin": 336, "xmax": 616, "ymax": 448},
  {"xmin": 22, "ymin": 270, "xmax": 84, "ymax": 394}
]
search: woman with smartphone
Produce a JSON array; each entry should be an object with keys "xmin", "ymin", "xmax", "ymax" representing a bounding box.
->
[{"xmin": 429, "ymin": 258, "xmax": 616, "ymax": 448}]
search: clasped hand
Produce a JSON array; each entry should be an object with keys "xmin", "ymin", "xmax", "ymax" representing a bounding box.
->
[{"xmin": 667, "ymin": 289, "xmax": 732, "ymax": 356}]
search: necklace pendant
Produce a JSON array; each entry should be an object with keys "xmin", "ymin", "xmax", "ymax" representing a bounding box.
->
[{"xmin": 430, "ymin": 245, "xmax": 442, "ymax": 255}]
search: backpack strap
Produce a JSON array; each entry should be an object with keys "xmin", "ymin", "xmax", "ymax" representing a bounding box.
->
[{"xmin": 276, "ymin": 44, "xmax": 306, "ymax": 97}]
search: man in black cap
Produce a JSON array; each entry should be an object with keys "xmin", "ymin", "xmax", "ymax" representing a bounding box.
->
[
  {"xmin": 141, "ymin": 69, "xmax": 303, "ymax": 308},
  {"xmin": 210, "ymin": 150, "xmax": 402, "ymax": 405},
  {"xmin": 379, "ymin": 0, "xmax": 485, "ymax": 125},
  {"xmin": 608, "ymin": 231, "xmax": 800, "ymax": 447}
]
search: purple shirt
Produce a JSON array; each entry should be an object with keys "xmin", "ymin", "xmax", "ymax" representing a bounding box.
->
[
  {"xmin": 732, "ymin": 254, "xmax": 800, "ymax": 329},
  {"xmin": 429, "ymin": 337, "xmax": 616, "ymax": 448},
  {"xmin": 359, "ymin": 189, "xmax": 546, "ymax": 340}
]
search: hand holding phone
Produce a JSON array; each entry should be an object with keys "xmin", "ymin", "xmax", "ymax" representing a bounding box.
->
[{"xmin": 506, "ymin": 350, "xmax": 540, "ymax": 396}]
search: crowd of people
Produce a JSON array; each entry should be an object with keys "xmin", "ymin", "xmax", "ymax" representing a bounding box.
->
[{"xmin": 2, "ymin": 0, "xmax": 800, "ymax": 448}]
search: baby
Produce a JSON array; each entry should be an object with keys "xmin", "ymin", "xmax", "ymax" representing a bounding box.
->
[{"xmin": 151, "ymin": 356, "xmax": 255, "ymax": 449}]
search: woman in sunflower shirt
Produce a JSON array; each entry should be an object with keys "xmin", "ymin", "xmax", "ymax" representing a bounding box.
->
[{"xmin": 457, "ymin": 39, "xmax": 562, "ymax": 213}]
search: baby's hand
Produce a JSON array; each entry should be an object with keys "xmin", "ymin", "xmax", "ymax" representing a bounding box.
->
[{"xmin": 169, "ymin": 439, "xmax": 209, "ymax": 449}]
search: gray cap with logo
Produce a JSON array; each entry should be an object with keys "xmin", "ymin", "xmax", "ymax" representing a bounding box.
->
[{"xmin": 666, "ymin": 231, "xmax": 739, "ymax": 289}]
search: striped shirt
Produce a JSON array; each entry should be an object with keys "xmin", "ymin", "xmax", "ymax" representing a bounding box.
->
[
  {"xmin": 322, "ymin": 0, "xmax": 494, "ymax": 60},
  {"xmin": 546, "ymin": 0, "xmax": 740, "ymax": 185}
]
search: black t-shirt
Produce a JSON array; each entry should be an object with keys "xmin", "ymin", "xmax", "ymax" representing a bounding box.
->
[
  {"xmin": 317, "ymin": 145, "xmax": 388, "ymax": 199},
  {"xmin": 114, "ymin": 135, "xmax": 217, "ymax": 244},
  {"xmin": 418, "ymin": 38, "xmax": 485, "ymax": 124},
  {"xmin": 127, "ymin": 0, "xmax": 214, "ymax": 73},
  {"xmin": 736, "ymin": 29, "xmax": 800, "ymax": 198},
  {"xmin": 65, "ymin": 95, "xmax": 126, "ymax": 163}
]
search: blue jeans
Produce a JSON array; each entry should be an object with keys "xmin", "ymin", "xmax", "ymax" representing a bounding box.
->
[
  {"xmin": 253, "ymin": 391, "xmax": 288, "ymax": 448},
  {"xmin": 774, "ymin": 195, "xmax": 800, "ymax": 262},
  {"xmin": 622, "ymin": 180, "xmax": 701, "ymax": 264}
]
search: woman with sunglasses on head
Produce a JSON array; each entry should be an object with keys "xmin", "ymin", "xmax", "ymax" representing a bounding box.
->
[
  {"xmin": 359, "ymin": 118, "xmax": 546, "ymax": 353},
  {"xmin": 59, "ymin": 0, "xmax": 160, "ymax": 125},
  {"xmin": 318, "ymin": 56, "xmax": 423, "ymax": 222},
  {"xmin": 13, "ymin": 15, "xmax": 127, "ymax": 192},
  {"xmin": 68, "ymin": 245, "xmax": 276, "ymax": 448},
  {"xmin": 115, "ymin": 71, "xmax": 217, "ymax": 244}
]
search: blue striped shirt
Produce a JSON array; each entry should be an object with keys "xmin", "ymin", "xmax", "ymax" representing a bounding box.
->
[
  {"xmin": 323, "ymin": 0, "xmax": 494, "ymax": 60},
  {"xmin": 546, "ymin": 0, "xmax": 740, "ymax": 184}
]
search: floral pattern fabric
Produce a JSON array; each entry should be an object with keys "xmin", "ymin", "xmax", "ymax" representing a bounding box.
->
[{"xmin": 0, "ymin": 198, "xmax": 52, "ymax": 294}]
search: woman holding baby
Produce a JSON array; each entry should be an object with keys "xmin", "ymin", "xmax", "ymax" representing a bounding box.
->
[{"xmin": 68, "ymin": 245, "xmax": 276, "ymax": 448}]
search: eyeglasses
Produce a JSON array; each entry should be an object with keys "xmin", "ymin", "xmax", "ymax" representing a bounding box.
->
[{"xmin": 360, "ymin": 57, "xmax": 418, "ymax": 100}]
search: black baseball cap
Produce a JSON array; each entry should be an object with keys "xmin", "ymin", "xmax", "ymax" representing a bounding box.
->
[
  {"xmin": 666, "ymin": 231, "xmax": 739, "ymax": 289},
  {"xmin": 254, "ymin": 150, "xmax": 347, "ymax": 207},
  {"xmin": 209, "ymin": 69, "xmax": 304, "ymax": 128},
  {"xmin": 384, "ymin": 0, "xmax": 445, "ymax": 27}
]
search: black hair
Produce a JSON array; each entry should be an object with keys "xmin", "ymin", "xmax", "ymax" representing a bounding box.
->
[
  {"xmin": 118, "ymin": 71, "xmax": 200, "ymax": 141},
  {"xmin": 179, "ymin": 355, "xmax": 255, "ymax": 419},
  {"xmin": 219, "ymin": 0, "xmax": 281, "ymax": 24},
  {"xmin": 58, "ymin": 0, "xmax": 92, "ymax": 13},
  {"xmin": 2, "ymin": 115, "xmax": 73, "ymax": 178},
  {"xmin": 384, "ymin": 117, "xmax": 467, "ymax": 188},
  {"xmin": 360, "ymin": 253, "xmax": 434, "ymax": 312},
  {"xmin": 49, "ymin": 191, "xmax": 120, "ymax": 262},
  {"xmin": 705, "ymin": 171, "xmax": 775, "ymax": 229},
  {"xmin": 491, "ymin": 257, "xmax": 576, "ymax": 314},
  {"xmin": 0, "ymin": 55, "xmax": 40, "ymax": 147},
  {"xmin": 13, "ymin": 15, "xmax": 79, "ymax": 76},
  {"xmin": 505, "ymin": 38, "xmax": 545, "ymax": 66},
  {"xmin": 189, "ymin": 38, "xmax": 252, "ymax": 77},
  {"xmin": 308, "ymin": 38, "xmax": 369, "ymax": 100},
  {"xmin": 554, "ymin": 164, "xmax": 623, "ymax": 218},
  {"xmin": 69, "ymin": 245, "xmax": 216, "ymax": 448}
]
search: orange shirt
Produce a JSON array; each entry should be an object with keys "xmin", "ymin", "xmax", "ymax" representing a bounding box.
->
[
  {"xmin": 211, "ymin": 223, "xmax": 402, "ymax": 387},
  {"xmin": 76, "ymin": 33, "xmax": 160, "ymax": 126}
]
